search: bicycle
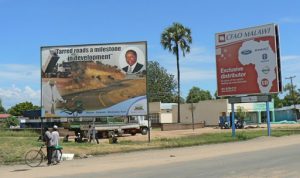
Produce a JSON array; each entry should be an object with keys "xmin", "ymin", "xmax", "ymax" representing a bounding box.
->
[{"xmin": 25, "ymin": 144, "xmax": 63, "ymax": 167}]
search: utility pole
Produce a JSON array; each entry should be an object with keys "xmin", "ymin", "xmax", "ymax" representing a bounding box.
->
[{"xmin": 285, "ymin": 76, "xmax": 297, "ymax": 120}]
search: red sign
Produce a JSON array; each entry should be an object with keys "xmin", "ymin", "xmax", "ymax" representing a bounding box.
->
[{"xmin": 215, "ymin": 24, "xmax": 281, "ymax": 96}]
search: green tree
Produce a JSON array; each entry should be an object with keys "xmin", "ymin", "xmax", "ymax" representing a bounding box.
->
[
  {"xmin": 236, "ymin": 106, "xmax": 247, "ymax": 120},
  {"xmin": 8, "ymin": 102, "xmax": 40, "ymax": 116},
  {"xmin": 283, "ymin": 83, "xmax": 300, "ymax": 106},
  {"xmin": 0, "ymin": 99, "xmax": 5, "ymax": 113},
  {"xmin": 148, "ymin": 61, "xmax": 177, "ymax": 103},
  {"xmin": 271, "ymin": 93, "xmax": 284, "ymax": 108},
  {"xmin": 2, "ymin": 116, "xmax": 19, "ymax": 128},
  {"xmin": 186, "ymin": 87, "xmax": 212, "ymax": 103},
  {"xmin": 161, "ymin": 22, "xmax": 192, "ymax": 123},
  {"xmin": 214, "ymin": 90, "xmax": 230, "ymax": 100}
]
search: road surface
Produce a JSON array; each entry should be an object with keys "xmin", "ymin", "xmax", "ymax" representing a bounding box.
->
[{"xmin": 1, "ymin": 135, "xmax": 300, "ymax": 178}]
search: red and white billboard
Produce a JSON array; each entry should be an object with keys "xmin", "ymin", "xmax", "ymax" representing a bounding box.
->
[{"xmin": 215, "ymin": 24, "xmax": 281, "ymax": 96}]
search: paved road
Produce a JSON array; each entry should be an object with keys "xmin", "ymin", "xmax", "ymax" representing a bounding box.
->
[
  {"xmin": 83, "ymin": 144, "xmax": 300, "ymax": 178},
  {"xmin": 1, "ymin": 135, "xmax": 300, "ymax": 178}
]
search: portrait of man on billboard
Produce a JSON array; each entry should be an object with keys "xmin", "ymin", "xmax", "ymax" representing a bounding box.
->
[{"xmin": 122, "ymin": 49, "xmax": 144, "ymax": 74}]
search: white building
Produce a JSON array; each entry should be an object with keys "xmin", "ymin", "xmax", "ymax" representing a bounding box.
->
[{"xmin": 149, "ymin": 99, "xmax": 275, "ymax": 126}]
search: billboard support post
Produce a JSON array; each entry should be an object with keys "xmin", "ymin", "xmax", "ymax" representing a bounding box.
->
[
  {"xmin": 266, "ymin": 101, "xmax": 271, "ymax": 136},
  {"xmin": 147, "ymin": 115, "xmax": 150, "ymax": 143},
  {"xmin": 40, "ymin": 117, "xmax": 43, "ymax": 136},
  {"xmin": 231, "ymin": 103, "xmax": 236, "ymax": 138}
]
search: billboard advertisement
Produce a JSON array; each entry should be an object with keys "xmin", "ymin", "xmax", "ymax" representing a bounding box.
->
[
  {"xmin": 41, "ymin": 41, "xmax": 147, "ymax": 117},
  {"xmin": 215, "ymin": 24, "xmax": 281, "ymax": 96}
]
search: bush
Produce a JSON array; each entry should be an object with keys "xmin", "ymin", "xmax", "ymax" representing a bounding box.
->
[{"xmin": 2, "ymin": 116, "xmax": 19, "ymax": 128}]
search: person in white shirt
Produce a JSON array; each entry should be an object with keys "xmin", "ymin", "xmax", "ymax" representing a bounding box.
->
[{"xmin": 51, "ymin": 125, "xmax": 60, "ymax": 164}]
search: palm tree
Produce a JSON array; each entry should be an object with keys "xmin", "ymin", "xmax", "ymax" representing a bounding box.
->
[{"xmin": 161, "ymin": 22, "xmax": 192, "ymax": 123}]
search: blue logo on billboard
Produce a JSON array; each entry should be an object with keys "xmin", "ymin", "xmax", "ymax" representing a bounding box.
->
[{"xmin": 241, "ymin": 49, "xmax": 252, "ymax": 55}]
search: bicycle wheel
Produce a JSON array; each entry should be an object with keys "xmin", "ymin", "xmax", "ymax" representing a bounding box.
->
[{"xmin": 25, "ymin": 150, "xmax": 43, "ymax": 167}]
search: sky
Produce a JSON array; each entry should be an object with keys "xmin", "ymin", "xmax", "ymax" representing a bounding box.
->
[{"xmin": 0, "ymin": 0, "xmax": 299, "ymax": 109}]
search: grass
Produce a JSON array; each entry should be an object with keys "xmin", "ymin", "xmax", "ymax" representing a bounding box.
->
[{"xmin": 1, "ymin": 128, "xmax": 300, "ymax": 165}]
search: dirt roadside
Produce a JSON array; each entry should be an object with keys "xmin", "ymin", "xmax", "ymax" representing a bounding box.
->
[
  {"xmin": 1, "ymin": 132, "xmax": 300, "ymax": 178},
  {"xmin": 118, "ymin": 123, "xmax": 300, "ymax": 141}
]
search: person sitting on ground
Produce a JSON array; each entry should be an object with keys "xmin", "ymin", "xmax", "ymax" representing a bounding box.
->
[
  {"xmin": 63, "ymin": 134, "xmax": 69, "ymax": 142},
  {"xmin": 75, "ymin": 132, "xmax": 83, "ymax": 143}
]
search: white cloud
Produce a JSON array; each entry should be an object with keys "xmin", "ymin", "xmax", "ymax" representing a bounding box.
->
[
  {"xmin": 0, "ymin": 64, "xmax": 40, "ymax": 82},
  {"xmin": 156, "ymin": 45, "xmax": 215, "ymax": 66},
  {"xmin": 280, "ymin": 55, "xmax": 300, "ymax": 88},
  {"xmin": 0, "ymin": 85, "xmax": 40, "ymax": 109},
  {"xmin": 180, "ymin": 68, "xmax": 216, "ymax": 81},
  {"xmin": 281, "ymin": 55, "xmax": 300, "ymax": 61},
  {"xmin": 153, "ymin": 45, "xmax": 217, "ymax": 83},
  {"xmin": 278, "ymin": 17, "xmax": 300, "ymax": 24},
  {"xmin": 167, "ymin": 67, "xmax": 216, "ymax": 82}
]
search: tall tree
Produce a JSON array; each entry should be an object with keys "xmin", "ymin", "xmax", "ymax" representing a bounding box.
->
[
  {"xmin": 148, "ymin": 61, "xmax": 177, "ymax": 103},
  {"xmin": 271, "ymin": 93, "xmax": 284, "ymax": 108},
  {"xmin": 283, "ymin": 83, "xmax": 300, "ymax": 119},
  {"xmin": 8, "ymin": 102, "xmax": 40, "ymax": 116},
  {"xmin": 0, "ymin": 99, "xmax": 5, "ymax": 113},
  {"xmin": 283, "ymin": 83, "xmax": 300, "ymax": 106},
  {"xmin": 186, "ymin": 87, "xmax": 212, "ymax": 103},
  {"xmin": 161, "ymin": 22, "xmax": 192, "ymax": 123}
]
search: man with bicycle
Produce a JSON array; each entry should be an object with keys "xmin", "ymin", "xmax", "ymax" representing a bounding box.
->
[{"xmin": 43, "ymin": 127, "xmax": 53, "ymax": 166}]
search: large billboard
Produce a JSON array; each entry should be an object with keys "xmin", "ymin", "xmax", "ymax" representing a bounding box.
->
[
  {"xmin": 215, "ymin": 24, "xmax": 281, "ymax": 96},
  {"xmin": 41, "ymin": 41, "xmax": 147, "ymax": 117}
]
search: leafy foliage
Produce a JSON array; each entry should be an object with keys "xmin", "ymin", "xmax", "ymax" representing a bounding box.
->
[
  {"xmin": 8, "ymin": 102, "xmax": 40, "ymax": 116},
  {"xmin": 186, "ymin": 87, "xmax": 212, "ymax": 103},
  {"xmin": 2, "ymin": 116, "xmax": 19, "ymax": 128},
  {"xmin": 161, "ymin": 22, "xmax": 192, "ymax": 122},
  {"xmin": 148, "ymin": 61, "xmax": 177, "ymax": 103},
  {"xmin": 236, "ymin": 106, "xmax": 247, "ymax": 120},
  {"xmin": 283, "ymin": 83, "xmax": 300, "ymax": 106},
  {"xmin": 0, "ymin": 99, "xmax": 5, "ymax": 113}
]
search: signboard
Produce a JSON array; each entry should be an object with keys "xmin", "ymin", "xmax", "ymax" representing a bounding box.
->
[
  {"xmin": 41, "ymin": 41, "xmax": 147, "ymax": 117},
  {"xmin": 216, "ymin": 24, "xmax": 281, "ymax": 96},
  {"xmin": 228, "ymin": 95, "xmax": 272, "ymax": 104}
]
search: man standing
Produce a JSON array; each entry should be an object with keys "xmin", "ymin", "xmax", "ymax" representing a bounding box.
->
[
  {"xmin": 51, "ymin": 125, "xmax": 60, "ymax": 164},
  {"xmin": 122, "ymin": 50, "xmax": 143, "ymax": 74},
  {"xmin": 91, "ymin": 125, "xmax": 99, "ymax": 144},
  {"xmin": 87, "ymin": 125, "xmax": 92, "ymax": 142},
  {"xmin": 43, "ymin": 127, "xmax": 53, "ymax": 166}
]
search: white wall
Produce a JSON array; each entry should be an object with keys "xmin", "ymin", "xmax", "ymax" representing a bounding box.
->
[
  {"xmin": 160, "ymin": 113, "xmax": 173, "ymax": 123},
  {"xmin": 173, "ymin": 99, "xmax": 228, "ymax": 125}
]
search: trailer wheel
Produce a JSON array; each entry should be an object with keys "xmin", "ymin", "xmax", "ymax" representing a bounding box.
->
[
  {"xmin": 141, "ymin": 127, "xmax": 148, "ymax": 135},
  {"xmin": 131, "ymin": 132, "xmax": 136, "ymax": 136}
]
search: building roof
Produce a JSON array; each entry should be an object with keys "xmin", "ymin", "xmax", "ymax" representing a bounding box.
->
[{"xmin": 0, "ymin": 114, "xmax": 11, "ymax": 119}]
